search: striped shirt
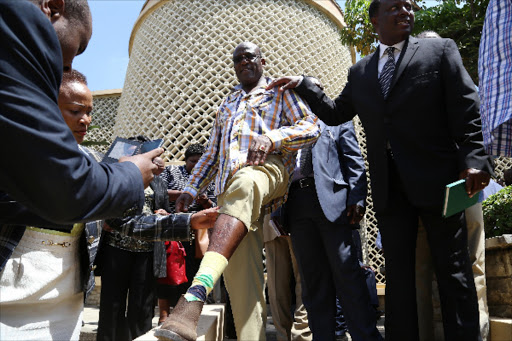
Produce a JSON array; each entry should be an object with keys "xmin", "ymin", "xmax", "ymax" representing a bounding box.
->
[
  {"xmin": 183, "ymin": 77, "xmax": 319, "ymax": 209},
  {"xmin": 478, "ymin": 0, "xmax": 512, "ymax": 156}
]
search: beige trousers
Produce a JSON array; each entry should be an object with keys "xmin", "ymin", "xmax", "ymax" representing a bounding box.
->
[
  {"xmin": 223, "ymin": 223, "xmax": 267, "ymax": 340},
  {"xmin": 416, "ymin": 203, "xmax": 489, "ymax": 340},
  {"xmin": 213, "ymin": 155, "xmax": 291, "ymax": 340},
  {"xmin": 218, "ymin": 155, "xmax": 289, "ymax": 231},
  {"xmin": 265, "ymin": 235, "xmax": 312, "ymax": 341}
]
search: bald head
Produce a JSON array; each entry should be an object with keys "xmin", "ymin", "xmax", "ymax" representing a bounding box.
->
[
  {"xmin": 417, "ymin": 30, "xmax": 441, "ymax": 39},
  {"xmin": 233, "ymin": 42, "xmax": 262, "ymax": 57}
]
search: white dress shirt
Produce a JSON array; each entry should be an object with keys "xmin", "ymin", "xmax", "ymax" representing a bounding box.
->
[{"xmin": 377, "ymin": 40, "xmax": 405, "ymax": 77}]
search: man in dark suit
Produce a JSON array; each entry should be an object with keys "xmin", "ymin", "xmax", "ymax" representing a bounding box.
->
[
  {"xmin": 285, "ymin": 121, "xmax": 382, "ymax": 341},
  {"xmin": 268, "ymin": 0, "xmax": 492, "ymax": 339},
  {"xmin": 0, "ymin": 0, "xmax": 162, "ymax": 228}
]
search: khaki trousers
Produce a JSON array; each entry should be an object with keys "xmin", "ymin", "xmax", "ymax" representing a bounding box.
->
[
  {"xmin": 416, "ymin": 203, "xmax": 489, "ymax": 340},
  {"xmin": 224, "ymin": 223, "xmax": 267, "ymax": 340},
  {"xmin": 265, "ymin": 235, "xmax": 312, "ymax": 341},
  {"xmin": 218, "ymin": 155, "xmax": 289, "ymax": 231},
  {"xmin": 221, "ymin": 155, "xmax": 290, "ymax": 340}
]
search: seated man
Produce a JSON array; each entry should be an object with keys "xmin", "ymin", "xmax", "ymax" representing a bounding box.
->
[{"xmin": 155, "ymin": 42, "xmax": 320, "ymax": 341}]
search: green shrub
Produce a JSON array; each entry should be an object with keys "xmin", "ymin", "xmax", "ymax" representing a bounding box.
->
[{"xmin": 482, "ymin": 185, "xmax": 512, "ymax": 238}]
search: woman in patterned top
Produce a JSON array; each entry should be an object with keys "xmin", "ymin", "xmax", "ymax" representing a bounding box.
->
[{"xmin": 157, "ymin": 143, "xmax": 217, "ymax": 325}]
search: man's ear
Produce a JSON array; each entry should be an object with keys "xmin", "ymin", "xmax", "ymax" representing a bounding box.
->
[
  {"xmin": 47, "ymin": 0, "xmax": 65, "ymax": 22},
  {"xmin": 370, "ymin": 16, "xmax": 379, "ymax": 32},
  {"xmin": 38, "ymin": 0, "xmax": 51, "ymax": 19}
]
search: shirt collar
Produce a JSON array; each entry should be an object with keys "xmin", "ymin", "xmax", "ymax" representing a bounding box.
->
[
  {"xmin": 229, "ymin": 77, "xmax": 273, "ymax": 102},
  {"xmin": 378, "ymin": 40, "xmax": 405, "ymax": 60},
  {"xmin": 232, "ymin": 77, "xmax": 272, "ymax": 95}
]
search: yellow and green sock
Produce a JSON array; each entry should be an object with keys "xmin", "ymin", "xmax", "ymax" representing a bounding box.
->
[{"xmin": 184, "ymin": 251, "xmax": 228, "ymax": 302}]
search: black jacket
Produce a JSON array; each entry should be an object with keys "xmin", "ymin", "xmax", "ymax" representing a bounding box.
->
[{"xmin": 296, "ymin": 37, "xmax": 493, "ymax": 212}]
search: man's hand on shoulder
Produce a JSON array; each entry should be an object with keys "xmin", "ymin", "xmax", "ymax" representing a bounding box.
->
[
  {"xmin": 460, "ymin": 168, "xmax": 492, "ymax": 198},
  {"xmin": 176, "ymin": 193, "xmax": 194, "ymax": 213},
  {"xmin": 247, "ymin": 135, "xmax": 273, "ymax": 166},
  {"xmin": 266, "ymin": 76, "xmax": 303, "ymax": 90},
  {"xmin": 119, "ymin": 148, "xmax": 164, "ymax": 188}
]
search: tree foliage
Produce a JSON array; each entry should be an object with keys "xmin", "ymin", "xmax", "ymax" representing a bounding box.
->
[
  {"xmin": 339, "ymin": 0, "xmax": 490, "ymax": 83},
  {"xmin": 413, "ymin": 0, "xmax": 489, "ymax": 84},
  {"xmin": 339, "ymin": 0, "xmax": 377, "ymax": 57},
  {"xmin": 483, "ymin": 186, "xmax": 512, "ymax": 237}
]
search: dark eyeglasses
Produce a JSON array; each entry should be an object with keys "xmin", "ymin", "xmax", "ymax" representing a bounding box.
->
[{"xmin": 233, "ymin": 53, "xmax": 261, "ymax": 64}]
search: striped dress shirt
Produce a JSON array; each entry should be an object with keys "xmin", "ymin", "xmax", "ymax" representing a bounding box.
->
[
  {"xmin": 183, "ymin": 77, "xmax": 319, "ymax": 210},
  {"xmin": 479, "ymin": 0, "xmax": 512, "ymax": 156}
]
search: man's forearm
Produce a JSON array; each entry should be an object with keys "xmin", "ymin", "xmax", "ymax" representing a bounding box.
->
[
  {"xmin": 0, "ymin": 198, "xmax": 73, "ymax": 230},
  {"xmin": 296, "ymin": 77, "xmax": 353, "ymax": 126},
  {"xmin": 106, "ymin": 213, "xmax": 192, "ymax": 242},
  {"xmin": 0, "ymin": 0, "xmax": 145, "ymax": 225}
]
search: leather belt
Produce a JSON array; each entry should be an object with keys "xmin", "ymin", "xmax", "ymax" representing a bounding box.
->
[{"xmin": 290, "ymin": 177, "xmax": 315, "ymax": 191}]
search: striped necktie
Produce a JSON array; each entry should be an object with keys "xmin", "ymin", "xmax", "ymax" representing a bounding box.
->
[{"xmin": 379, "ymin": 47, "xmax": 395, "ymax": 99}]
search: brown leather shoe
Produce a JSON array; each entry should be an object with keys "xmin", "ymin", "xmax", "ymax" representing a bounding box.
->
[{"xmin": 154, "ymin": 295, "xmax": 204, "ymax": 341}]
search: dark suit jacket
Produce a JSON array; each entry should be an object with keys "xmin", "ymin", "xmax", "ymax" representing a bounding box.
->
[
  {"xmin": 0, "ymin": 0, "xmax": 144, "ymax": 226},
  {"xmin": 297, "ymin": 37, "xmax": 493, "ymax": 212},
  {"xmin": 312, "ymin": 121, "xmax": 367, "ymax": 224}
]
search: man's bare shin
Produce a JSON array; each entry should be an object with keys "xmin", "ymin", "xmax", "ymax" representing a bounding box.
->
[
  {"xmin": 183, "ymin": 213, "xmax": 248, "ymax": 302},
  {"xmin": 207, "ymin": 213, "xmax": 248, "ymax": 259}
]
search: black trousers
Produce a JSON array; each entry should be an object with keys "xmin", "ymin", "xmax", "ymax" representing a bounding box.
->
[
  {"xmin": 97, "ymin": 244, "xmax": 155, "ymax": 341},
  {"xmin": 286, "ymin": 184, "xmax": 382, "ymax": 341},
  {"xmin": 377, "ymin": 158, "xmax": 481, "ymax": 341}
]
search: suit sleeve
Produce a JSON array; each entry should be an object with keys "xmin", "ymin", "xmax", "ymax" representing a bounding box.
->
[
  {"xmin": 0, "ymin": 1, "xmax": 145, "ymax": 224},
  {"xmin": 336, "ymin": 123, "xmax": 367, "ymax": 208},
  {"xmin": 441, "ymin": 39, "xmax": 493, "ymax": 174},
  {"xmin": 295, "ymin": 75, "xmax": 357, "ymax": 126}
]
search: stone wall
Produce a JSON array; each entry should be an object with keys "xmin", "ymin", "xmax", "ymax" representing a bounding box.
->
[{"xmin": 485, "ymin": 235, "xmax": 512, "ymax": 318}]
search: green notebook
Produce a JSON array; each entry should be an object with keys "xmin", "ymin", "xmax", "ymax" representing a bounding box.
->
[{"xmin": 442, "ymin": 179, "xmax": 479, "ymax": 217}]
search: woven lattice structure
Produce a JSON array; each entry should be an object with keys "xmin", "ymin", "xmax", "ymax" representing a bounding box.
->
[
  {"xmin": 114, "ymin": 0, "xmax": 389, "ymax": 281},
  {"xmin": 494, "ymin": 157, "xmax": 512, "ymax": 180},
  {"xmin": 116, "ymin": 0, "xmax": 350, "ymax": 159},
  {"xmin": 352, "ymin": 116, "xmax": 385, "ymax": 282},
  {"xmin": 87, "ymin": 91, "xmax": 122, "ymax": 153}
]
